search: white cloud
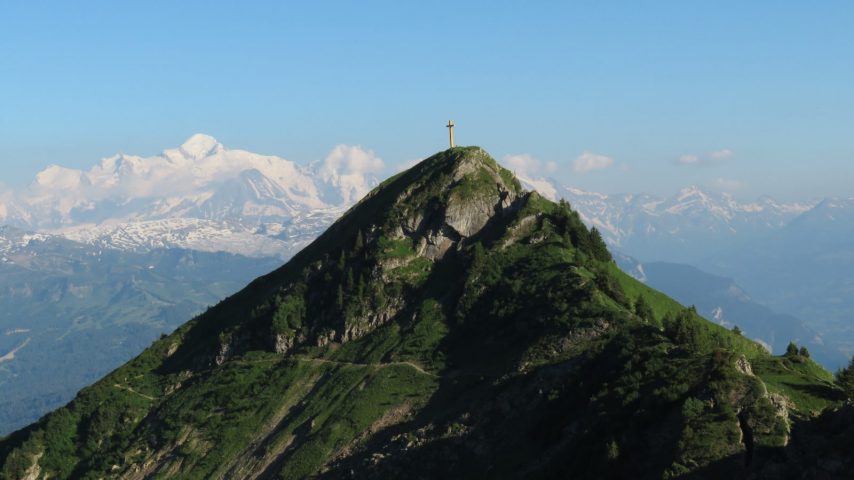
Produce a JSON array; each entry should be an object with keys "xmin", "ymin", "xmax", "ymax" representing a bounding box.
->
[
  {"xmin": 502, "ymin": 154, "xmax": 541, "ymax": 177},
  {"xmin": 678, "ymin": 148, "xmax": 733, "ymax": 166},
  {"xmin": 321, "ymin": 144, "xmax": 384, "ymax": 175},
  {"xmin": 519, "ymin": 177, "xmax": 557, "ymax": 200},
  {"xmin": 573, "ymin": 151, "xmax": 614, "ymax": 173},
  {"xmin": 318, "ymin": 145, "xmax": 384, "ymax": 204}
]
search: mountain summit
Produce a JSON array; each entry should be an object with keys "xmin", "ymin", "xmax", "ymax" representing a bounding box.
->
[
  {"xmin": 1, "ymin": 147, "xmax": 850, "ymax": 479},
  {"xmin": 177, "ymin": 134, "xmax": 224, "ymax": 159}
]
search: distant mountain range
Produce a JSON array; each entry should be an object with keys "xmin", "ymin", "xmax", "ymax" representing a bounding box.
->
[
  {"xmin": 521, "ymin": 176, "xmax": 816, "ymax": 263},
  {"xmin": 0, "ymin": 134, "xmax": 372, "ymax": 258},
  {"xmin": 0, "ymin": 136, "xmax": 834, "ymax": 267},
  {"xmin": 702, "ymin": 196, "xmax": 854, "ymax": 359}
]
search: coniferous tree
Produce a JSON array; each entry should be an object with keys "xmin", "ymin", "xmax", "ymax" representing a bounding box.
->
[
  {"xmin": 664, "ymin": 309, "xmax": 696, "ymax": 346},
  {"xmin": 354, "ymin": 230, "xmax": 364, "ymax": 252},
  {"xmin": 732, "ymin": 325, "xmax": 743, "ymax": 335},
  {"xmin": 589, "ymin": 227, "xmax": 612, "ymax": 262},
  {"xmin": 799, "ymin": 346, "xmax": 811, "ymax": 358},
  {"xmin": 338, "ymin": 250, "xmax": 346, "ymax": 271},
  {"xmin": 346, "ymin": 269, "xmax": 355, "ymax": 291},
  {"xmin": 572, "ymin": 228, "xmax": 591, "ymax": 255},
  {"xmin": 634, "ymin": 295, "xmax": 654, "ymax": 322},
  {"xmin": 786, "ymin": 342, "xmax": 798, "ymax": 356}
]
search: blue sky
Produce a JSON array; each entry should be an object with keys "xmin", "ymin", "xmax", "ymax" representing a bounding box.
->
[{"xmin": 1, "ymin": 1, "xmax": 852, "ymax": 199}]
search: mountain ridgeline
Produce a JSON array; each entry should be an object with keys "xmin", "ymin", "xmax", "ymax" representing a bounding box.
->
[{"xmin": 1, "ymin": 147, "xmax": 851, "ymax": 479}]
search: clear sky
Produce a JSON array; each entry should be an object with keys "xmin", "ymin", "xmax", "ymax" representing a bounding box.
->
[{"xmin": 1, "ymin": 1, "xmax": 852, "ymax": 200}]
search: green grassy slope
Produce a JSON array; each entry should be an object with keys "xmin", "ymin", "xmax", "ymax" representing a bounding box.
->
[{"xmin": 0, "ymin": 147, "xmax": 848, "ymax": 480}]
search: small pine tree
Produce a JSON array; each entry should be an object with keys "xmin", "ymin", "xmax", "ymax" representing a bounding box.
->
[
  {"xmin": 589, "ymin": 227, "xmax": 612, "ymax": 262},
  {"xmin": 336, "ymin": 285, "xmax": 344, "ymax": 309},
  {"xmin": 799, "ymin": 346, "xmax": 811, "ymax": 358},
  {"xmin": 634, "ymin": 295, "xmax": 654, "ymax": 322},
  {"xmin": 786, "ymin": 342, "xmax": 799, "ymax": 356},
  {"xmin": 573, "ymin": 229, "xmax": 592, "ymax": 255},
  {"xmin": 664, "ymin": 309, "xmax": 696, "ymax": 346},
  {"xmin": 732, "ymin": 325, "xmax": 742, "ymax": 335},
  {"xmin": 354, "ymin": 230, "xmax": 364, "ymax": 252},
  {"xmin": 346, "ymin": 269, "xmax": 355, "ymax": 291}
]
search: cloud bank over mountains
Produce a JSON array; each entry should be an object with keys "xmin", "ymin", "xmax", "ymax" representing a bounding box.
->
[{"xmin": 0, "ymin": 134, "xmax": 381, "ymax": 230}]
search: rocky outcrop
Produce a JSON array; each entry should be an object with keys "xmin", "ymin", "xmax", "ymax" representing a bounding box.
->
[
  {"xmin": 21, "ymin": 452, "xmax": 42, "ymax": 480},
  {"xmin": 388, "ymin": 148, "xmax": 525, "ymax": 261},
  {"xmin": 273, "ymin": 333, "xmax": 296, "ymax": 354},
  {"xmin": 735, "ymin": 355, "xmax": 754, "ymax": 376}
]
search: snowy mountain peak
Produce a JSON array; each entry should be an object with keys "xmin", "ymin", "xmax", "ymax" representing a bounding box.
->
[
  {"xmin": 0, "ymin": 136, "xmax": 384, "ymax": 260},
  {"xmin": 178, "ymin": 134, "xmax": 223, "ymax": 159},
  {"xmin": 676, "ymin": 185, "xmax": 712, "ymax": 202}
]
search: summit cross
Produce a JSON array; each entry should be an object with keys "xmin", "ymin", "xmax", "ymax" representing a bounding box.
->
[{"xmin": 446, "ymin": 120, "xmax": 455, "ymax": 148}]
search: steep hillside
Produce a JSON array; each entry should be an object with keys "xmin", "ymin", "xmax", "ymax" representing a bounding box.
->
[
  {"xmin": 0, "ymin": 147, "xmax": 848, "ymax": 479},
  {"xmin": 0, "ymin": 227, "xmax": 281, "ymax": 435},
  {"xmin": 614, "ymin": 255, "xmax": 848, "ymax": 370}
]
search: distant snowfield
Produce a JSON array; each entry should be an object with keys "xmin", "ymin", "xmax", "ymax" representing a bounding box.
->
[{"xmin": 54, "ymin": 213, "xmax": 343, "ymax": 259}]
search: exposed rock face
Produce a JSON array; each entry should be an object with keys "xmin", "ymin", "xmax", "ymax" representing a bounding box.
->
[
  {"xmin": 388, "ymin": 148, "xmax": 524, "ymax": 261},
  {"xmin": 444, "ymin": 190, "xmax": 508, "ymax": 238},
  {"xmin": 735, "ymin": 354, "xmax": 754, "ymax": 376},
  {"xmin": 417, "ymin": 225, "xmax": 461, "ymax": 260},
  {"xmin": 273, "ymin": 333, "xmax": 295, "ymax": 354},
  {"xmin": 21, "ymin": 453, "xmax": 41, "ymax": 480},
  {"xmin": 214, "ymin": 341, "xmax": 232, "ymax": 366}
]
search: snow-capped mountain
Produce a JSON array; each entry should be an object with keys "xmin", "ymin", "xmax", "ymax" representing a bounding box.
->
[
  {"xmin": 0, "ymin": 135, "xmax": 381, "ymax": 258},
  {"xmin": 519, "ymin": 176, "xmax": 815, "ymax": 262}
]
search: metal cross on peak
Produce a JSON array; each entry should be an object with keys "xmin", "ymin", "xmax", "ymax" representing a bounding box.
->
[{"xmin": 446, "ymin": 120, "xmax": 455, "ymax": 148}]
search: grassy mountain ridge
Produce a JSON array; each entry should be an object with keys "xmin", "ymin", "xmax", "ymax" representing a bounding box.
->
[{"xmin": 1, "ymin": 147, "xmax": 850, "ymax": 479}]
